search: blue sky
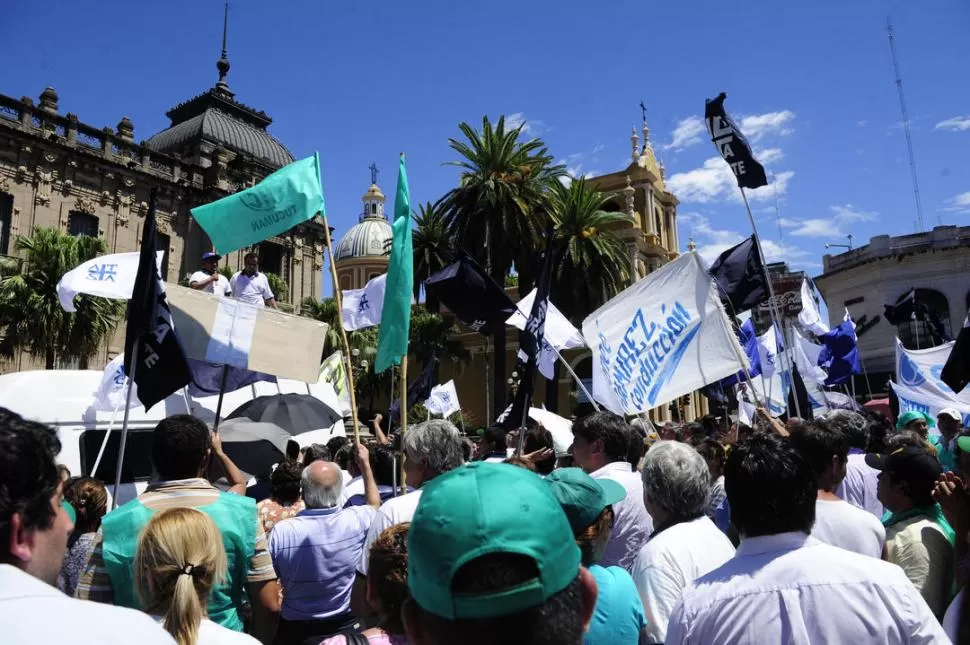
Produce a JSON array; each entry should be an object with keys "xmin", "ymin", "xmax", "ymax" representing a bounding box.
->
[{"xmin": 2, "ymin": 0, "xmax": 969, "ymax": 294}]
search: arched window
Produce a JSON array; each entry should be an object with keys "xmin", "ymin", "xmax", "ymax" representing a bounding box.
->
[
  {"xmin": 67, "ymin": 211, "xmax": 99, "ymax": 238},
  {"xmin": 897, "ymin": 288, "xmax": 952, "ymax": 350},
  {"xmin": 371, "ymin": 203, "xmax": 377, "ymax": 215},
  {"xmin": 654, "ymin": 209, "xmax": 664, "ymax": 244},
  {"xmin": 0, "ymin": 192, "xmax": 12, "ymax": 255}
]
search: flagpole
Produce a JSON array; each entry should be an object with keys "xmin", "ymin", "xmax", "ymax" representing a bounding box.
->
[
  {"xmin": 213, "ymin": 364, "xmax": 230, "ymax": 434},
  {"xmin": 111, "ymin": 339, "xmax": 138, "ymax": 510},
  {"xmin": 739, "ymin": 187, "xmax": 802, "ymax": 419},
  {"xmin": 91, "ymin": 383, "xmax": 127, "ymax": 479},
  {"xmin": 321, "ymin": 216, "xmax": 362, "ymax": 444},
  {"xmin": 399, "ymin": 355, "xmax": 408, "ymax": 496},
  {"xmin": 483, "ymin": 337, "xmax": 491, "ymax": 426},
  {"xmin": 552, "ymin": 347, "xmax": 601, "ymax": 411},
  {"xmin": 708, "ymin": 277, "xmax": 766, "ymax": 411}
]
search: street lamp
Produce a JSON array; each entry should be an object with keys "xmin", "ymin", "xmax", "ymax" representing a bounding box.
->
[{"xmin": 824, "ymin": 234, "xmax": 854, "ymax": 251}]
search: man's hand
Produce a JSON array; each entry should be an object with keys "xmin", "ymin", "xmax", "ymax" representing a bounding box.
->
[
  {"xmin": 354, "ymin": 441, "xmax": 371, "ymax": 471},
  {"xmin": 934, "ymin": 471, "xmax": 970, "ymax": 532},
  {"xmin": 523, "ymin": 447, "xmax": 554, "ymax": 464}
]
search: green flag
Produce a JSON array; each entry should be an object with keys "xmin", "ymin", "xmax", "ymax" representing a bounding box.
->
[
  {"xmin": 375, "ymin": 155, "xmax": 413, "ymax": 373},
  {"xmin": 190, "ymin": 153, "xmax": 325, "ymax": 255}
]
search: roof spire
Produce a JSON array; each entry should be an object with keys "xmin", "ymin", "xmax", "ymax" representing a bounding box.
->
[
  {"xmin": 369, "ymin": 162, "xmax": 379, "ymax": 186},
  {"xmin": 215, "ymin": 0, "xmax": 232, "ymax": 94},
  {"xmin": 640, "ymin": 100, "xmax": 650, "ymax": 151}
]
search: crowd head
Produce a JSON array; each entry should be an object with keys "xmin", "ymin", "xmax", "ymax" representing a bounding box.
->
[
  {"xmin": 640, "ymin": 440, "xmax": 710, "ymax": 523},
  {"xmin": 269, "ymin": 459, "xmax": 303, "ymax": 506},
  {"xmin": 546, "ymin": 467, "xmax": 624, "ymax": 566},
  {"xmin": 571, "ymin": 411, "xmax": 630, "ymax": 472},
  {"xmin": 401, "ymin": 419, "xmax": 465, "ymax": 488},
  {"xmin": 0, "ymin": 407, "xmax": 73, "ymax": 586},
  {"xmin": 788, "ymin": 419, "xmax": 848, "ymax": 491},
  {"xmin": 823, "ymin": 410, "xmax": 868, "ymax": 451},
  {"xmin": 150, "ymin": 414, "xmax": 212, "ymax": 481},
  {"xmin": 64, "ymin": 477, "xmax": 108, "ymax": 536},
  {"xmin": 302, "ymin": 460, "xmax": 343, "ymax": 509}
]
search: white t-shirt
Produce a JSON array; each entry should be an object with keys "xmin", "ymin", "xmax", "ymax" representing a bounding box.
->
[
  {"xmin": 631, "ymin": 516, "xmax": 736, "ymax": 643},
  {"xmin": 0, "ymin": 564, "xmax": 176, "ymax": 644},
  {"xmin": 943, "ymin": 588, "xmax": 962, "ymax": 642},
  {"xmin": 230, "ymin": 272, "xmax": 274, "ymax": 307},
  {"xmin": 811, "ymin": 498, "xmax": 886, "ymax": 559},
  {"xmin": 189, "ymin": 271, "xmax": 231, "ymax": 296},
  {"xmin": 357, "ymin": 489, "xmax": 423, "ymax": 576},
  {"xmin": 153, "ymin": 616, "xmax": 259, "ymax": 645}
]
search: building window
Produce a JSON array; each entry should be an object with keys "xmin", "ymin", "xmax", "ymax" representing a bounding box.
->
[
  {"xmin": 67, "ymin": 211, "xmax": 99, "ymax": 238},
  {"xmin": 897, "ymin": 288, "xmax": 952, "ymax": 349},
  {"xmin": 371, "ymin": 203, "xmax": 377, "ymax": 215},
  {"xmin": 257, "ymin": 242, "xmax": 283, "ymax": 275},
  {"xmin": 156, "ymin": 233, "xmax": 170, "ymax": 281},
  {"xmin": 0, "ymin": 192, "xmax": 12, "ymax": 255}
]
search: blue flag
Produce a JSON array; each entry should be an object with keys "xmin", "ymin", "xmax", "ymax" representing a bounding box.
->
[
  {"xmin": 190, "ymin": 153, "xmax": 325, "ymax": 255},
  {"xmin": 719, "ymin": 319, "xmax": 762, "ymax": 387},
  {"xmin": 819, "ymin": 320, "xmax": 861, "ymax": 386},
  {"xmin": 187, "ymin": 359, "xmax": 276, "ymax": 398}
]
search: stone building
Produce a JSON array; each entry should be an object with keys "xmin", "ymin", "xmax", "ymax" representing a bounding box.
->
[
  {"xmin": 333, "ymin": 120, "xmax": 703, "ymax": 425},
  {"xmin": 0, "ymin": 51, "xmax": 326, "ymax": 372},
  {"xmin": 814, "ymin": 225, "xmax": 970, "ymax": 392}
]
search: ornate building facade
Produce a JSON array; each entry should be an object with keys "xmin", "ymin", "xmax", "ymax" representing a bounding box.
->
[
  {"xmin": 332, "ymin": 121, "xmax": 704, "ymax": 425},
  {"xmin": 0, "ymin": 53, "xmax": 326, "ymax": 372}
]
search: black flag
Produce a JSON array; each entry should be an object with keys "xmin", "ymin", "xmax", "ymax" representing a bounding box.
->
[
  {"xmin": 708, "ymin": 235, "xmax": 768, "ymax": 315},
  {"xmin": 883, "ymin": 288, "xmax": 916, "ymax": 325},
  {"xmin": 425, "ymin": 251, "xmax": 518, "ymax": 335},
  {"xmin": 499, "ymin": 235, "xmax": 555, "ymax": 430},
  {"xmin": 705, "ymin": 92, "xmax": 769, "ymax": 190},
  {"xmin": 123, "ymin": 189, "xmax": 192, "ymax": 409},
  {"xmin": 942, "ymin": 311, "xmax": 970, "ymax": 394},
  {"xmin": 389, "ymin": 353, "xmax": 439, "ymax": 422}
]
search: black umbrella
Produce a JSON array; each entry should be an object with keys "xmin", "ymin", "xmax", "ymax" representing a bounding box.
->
[
  {"xmin": 226, "ymin": 393, "xmax": 342, "ymax": 435},
  {"xmin": 212, "ymin": 418, "xmax": 292, "ymax": 479}
]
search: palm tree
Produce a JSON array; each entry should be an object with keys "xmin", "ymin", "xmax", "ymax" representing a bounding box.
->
[
  {"xmin": 547, "ymin": 178, "xmax": 632, "ymax": 324},
  {"xmin": 0, "ymin": 228, "xmax": 126, "ymax": 369},
  {"xmin": 409, "ymin": 306, "xmax": 471, "ymax": 370},
  {"xmin": 412, "ymin": 199, "xmax": 454, "ymax": 312},
  {"xmin": 442, "ymin": 115, "xmax": 564, "ymax": 412},
  {"xmin": 301, "ymin": 296, "xmax": 341, "ymax": 356}
]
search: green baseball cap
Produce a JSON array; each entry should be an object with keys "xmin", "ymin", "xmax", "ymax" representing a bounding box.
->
[
  {"xmin": 545, "ymin": 467, "xmax": 626, "ymax": 535},
  {"xmin": 408, "ymin": 462, "xmax": 581, "ymax": 620}
]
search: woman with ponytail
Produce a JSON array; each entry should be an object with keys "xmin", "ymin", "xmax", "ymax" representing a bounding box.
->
[{"xmin": 135, "ymin": 507, "xmax": 259, "ymax": 645}]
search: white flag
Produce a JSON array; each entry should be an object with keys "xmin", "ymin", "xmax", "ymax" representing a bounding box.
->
[
  {"xmin": 57, "ymin": 251, "xmax": 165, "ymax": 312},
  {"xmin": 92, "ymin": 354, "xmax": 137, "ymax": 411},
  {"xmin": 756, "ymin": 324, "xmax": 780, "ymax": 378},
  {"xmin": 581, "ymin": 253, "xmax": 746, "ymax": 415},
  {"xmin": 425, "ymin": 380, "xmax": 460, "ymax": 417},
  {"xmin": 792, "ymin": 329, "xmax": 827, "ymax": 385},
  {"xmin": 844, "ymin": 308, "xmax": 856, "ymax": 330},
  {"xmin": 797, "ymin": 277, "xmax": 829, "ymax": 336},
  {"xmin": 318, "ymin": 351, "xmax": 352, "ymax": 415},
  {"xmin": 508, "ymin": 290, "xmax": 585, "ymax": 380},
  {"xmin": 341, "ymin": 273, "xmax": 386, "ymax": 331}
]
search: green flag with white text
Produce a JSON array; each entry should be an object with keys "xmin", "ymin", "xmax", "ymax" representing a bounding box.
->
[
  {"xmin": 190, "ymin": 153, "xmax": 325, "ymax": 255},
  {"xmin": 375, "ymin": 155, "xmax": 413, "ymax": 373}
]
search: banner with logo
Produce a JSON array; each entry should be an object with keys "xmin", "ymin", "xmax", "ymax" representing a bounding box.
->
[
  {"xmin": 57, "ymin": 251, "xmax": 165, "ymax": 312},
  {"xmin": 92, "ymin": 354, "xmax": 136, "ymax": 411},
  {"xmin": 582, "ymin": 253, "xmax": 746, "ymax": 415},
  {"xmin": 891, "ymin": 380, "xmax": 970, "ymax": 428},
  {"xmin": 425, "ymin": 380, "xmax": 460, "ymax": 417},
  {"xmin": 895, "ymin": 338, "xmax": 970, "ymax": 406},
  {"xmin": 341, "ymin": 273, "xmax": 386, "ymax": 331},
  {"xmin": 318, "ymin": 351, "xmax": 352, "ymax": 415}
]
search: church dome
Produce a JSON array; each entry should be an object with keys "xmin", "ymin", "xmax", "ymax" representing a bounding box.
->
[{"xmin": 334, "ymin": 214, "xmax": 392, "ymax": 261}]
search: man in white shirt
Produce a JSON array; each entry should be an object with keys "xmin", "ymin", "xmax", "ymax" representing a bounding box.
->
[
  {"xmin": 350, "ymin": 420, "xmax": 465, "ymax": 617},
  {"xmin": 0, "ymin": 407, "xmax": 175, "ymax": 644},
  {"xmin": 631, "ymin": 441, "xmax": 735, "ymax": 644},
  {"xmin": 789, "ymin": 419, "xmax": 886, "ymax": 558},
  {"xmin": 665, "ymin": 433, "xmax": 948, "ymax": 644},
  {"xmin": 829, "ymin": 410, "xmax": 884, "ymax": 517},
  {"xmin": 188, "ymin": 251, "xmax": 231, "ymax": 296},
  {"xmin": 571, "ymin": 411, "xmax": 653, "ymax": 570},
  {"xmin": 230, "ymin": 252, "xmax": 277, "ymax": 309}
]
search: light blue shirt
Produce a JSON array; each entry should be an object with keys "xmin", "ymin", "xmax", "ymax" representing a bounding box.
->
[
  {"xmin": 585, "ymin": 564, "xmax": 646, "ymax": 645},
  {"xmin": 268, "ymin": 505, "xmax": 376, "ymax": 621}
]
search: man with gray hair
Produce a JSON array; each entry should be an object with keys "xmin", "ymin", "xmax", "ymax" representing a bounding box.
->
[
  {"xmin": 631, "ymin": 441, "xmax": 735, "ymax": 644},
  {"xmin": 828, "ymin": 410, "xmax": 883, "ymax": 517},
  {"xmin": 269, "ymin": 443, "xmax": 380, "ymax": 643},
  {"xmin": 353, "ymin": 419, "xmax": 466, "ymax": 613}
]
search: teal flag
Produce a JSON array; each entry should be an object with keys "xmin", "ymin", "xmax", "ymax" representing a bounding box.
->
[
  {"xmin": 190, "ymin": 153, "xmax": 325, "ymax": 255},
  {"xmin": 375, "ymin": 155, "xmax": 414, "ymax": 373}
]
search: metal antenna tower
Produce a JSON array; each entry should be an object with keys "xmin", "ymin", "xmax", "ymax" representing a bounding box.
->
[{"xmin": 887, "ymin": 18, "xmax": 925, "ymax": 231}]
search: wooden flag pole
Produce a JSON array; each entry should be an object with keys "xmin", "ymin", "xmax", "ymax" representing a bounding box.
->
[
  {"xmin": 112, "ymin": 339, "xmax": 139, "ymax": 510},
  {"xmin": 321, "ymin": 216, "xmax": 362, "ymax": 444},
  {"xmin": 399, "ymin": 354, "xmax": 408, "ymax": 496}
]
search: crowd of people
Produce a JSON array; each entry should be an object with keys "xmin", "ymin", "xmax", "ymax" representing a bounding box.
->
[{"xmin": 3, "ymin": 401, "xmax": 970, "ymax": 644}]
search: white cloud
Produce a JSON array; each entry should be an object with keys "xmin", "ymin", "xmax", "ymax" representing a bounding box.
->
[
  {"xmin": 666, "ymin": 153, "xmax": 793, "ymax": 205},
  {"xmin": 679, "ymin": 212, "xmax": 814, "ymax": 268},
  {"xmin": 941, "ymin": 191, "xmax": 970, "ymax": 213},
  {"xmin": 592, "ymin": 143, "xmax": 605, "ymax": 154},
  {"xmin": 505, "ymin": 112, "xmax": 545, "ymax": 135},
  {"xmin": 738, "ymin": 110, "xmax": 796, "ymax": 141},
  {"xmin": 780, "ymin": 204, "xmax": 877, "ymax": 238},
  {"xmin": 857, "ymin": 120, "xmax": 868, "ymax": 127},
  {"xmin": 934, "ymin": 116, "xmax": 970, "ymax": 132},
  {"xmin": 664, "ymin": 116, "xmax": 706, "ymax": 151}
]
